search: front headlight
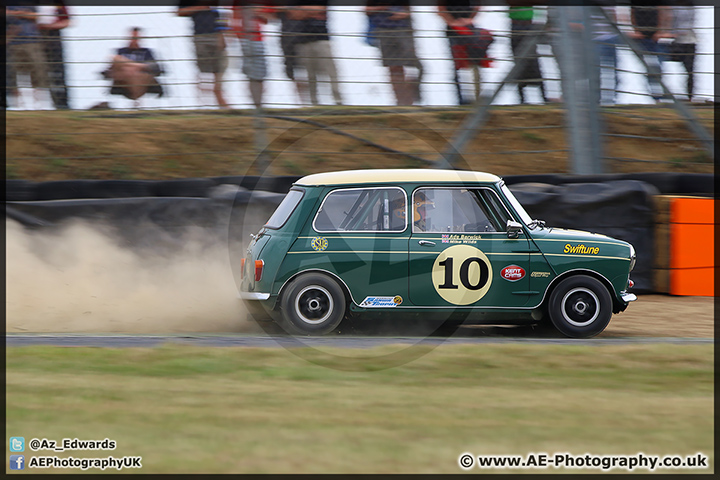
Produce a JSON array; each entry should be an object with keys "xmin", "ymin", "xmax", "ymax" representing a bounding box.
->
[{"xmin": 628, "ymin": 244, "xmax": 636, "ymax": 272}]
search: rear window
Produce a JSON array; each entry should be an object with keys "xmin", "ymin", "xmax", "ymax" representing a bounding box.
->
[
  {"xmin": 265, "ymin": 188, "xmax": 305, "ymax": 229},
  {"xmin": 313, "ymin": 187, "xmax": 407, "ymax": 232}
]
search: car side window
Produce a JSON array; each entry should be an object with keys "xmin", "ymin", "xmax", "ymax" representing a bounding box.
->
[
  {"xmin": 313, "ymin": 187, "xmax": 407, "ymax": 232},
  {"xmin": 412, "ymin": 188, "xmax": 506, "ymax": 233}
]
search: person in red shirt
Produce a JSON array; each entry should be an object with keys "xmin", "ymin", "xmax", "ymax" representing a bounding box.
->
[
  {"xmin": 231, "ymin": 1, "xmax": 273, "ymax": 109},
  {"xmin": 437, "ymin": 1, "xmax": 488, "ymax": 105}
]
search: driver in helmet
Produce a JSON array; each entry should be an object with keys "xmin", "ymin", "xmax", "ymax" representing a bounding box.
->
[
  {"xmin": 390, "ymin": 191, "xmax": 434, "ymax": 231},
  {"xmin": 411, "ymin": 191, "xmax": 434, "ymax": 231}
]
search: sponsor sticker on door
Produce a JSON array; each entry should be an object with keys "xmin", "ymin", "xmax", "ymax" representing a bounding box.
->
[
  {"xmin": 500, "ymin": 265, "xmax": 525, "ymax": 282},
  {"xmin": 360, "ymin": 296, "xmax": 401, "ymax": 308}
]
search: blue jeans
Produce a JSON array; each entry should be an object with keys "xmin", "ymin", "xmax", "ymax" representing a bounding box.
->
[
  {"xmin": 594, "ymin": 34, "xmax": 618, "ymax": 105},
  {"xmin": 635, "ymin": 37, "xmax": 666, "ymax": 100}
]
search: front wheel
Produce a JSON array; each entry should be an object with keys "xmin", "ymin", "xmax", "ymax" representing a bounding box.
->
[
  {"xmin": 279, "ymin": 273, "xmax": 347, "ymax": 335},
  {"xmin": 548, "ymin": 275, "xmax": 613, "ymax": 338}
]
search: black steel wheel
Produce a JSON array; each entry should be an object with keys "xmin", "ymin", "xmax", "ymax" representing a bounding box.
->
[
  {"xmin": 279, "ymin": 273, "xmax": 347, "ymax": 335},
  {"xmin": 548, "ymin": 275, "xmax": 613, "ymax": 338}
]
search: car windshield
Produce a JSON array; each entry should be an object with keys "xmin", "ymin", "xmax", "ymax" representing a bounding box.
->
[
  {"xmin": 265, "ymin": 188, "xmax": 304, "ymax": 229},
  {"xmin": 500, "ymin": 183, "xmax": 533, "ymax": 227}
]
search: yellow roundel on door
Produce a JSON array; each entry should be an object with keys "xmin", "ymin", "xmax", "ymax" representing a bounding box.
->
[{"xmin": 431, "ymin": 245, "xmax": 493, "ymax": 305}]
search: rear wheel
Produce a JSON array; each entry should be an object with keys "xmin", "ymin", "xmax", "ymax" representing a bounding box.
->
[
  {"xmin": 548, "ymin": 275, "xmax": 613, "ymax": 338},
  {"xmin": 279, "ymin": 273, "xmax": 347, "ymax": 335}
]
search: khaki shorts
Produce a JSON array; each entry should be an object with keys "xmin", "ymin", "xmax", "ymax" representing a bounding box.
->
[
  {"xmin": 295, "ymin": 40, "xmax": 337, "ymax": 77},
  {"xmin": 376, "ymin": 28, "xmax": 421, "ymax": 68},
  {"xmin": 8, "ymin": 42, "xmax": 49, "ymax": 89},
  {"xmin": 193, "ymin": 33, "xmax": 228, "ymax": 74}
]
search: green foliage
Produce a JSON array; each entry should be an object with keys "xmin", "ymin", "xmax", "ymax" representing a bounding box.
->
[
  {"xmin": 520, "ymin": 131, "xmax": 547, "ymax": 143},
  {"xmin": 6, "ymin": 164, "xmax": 20, "ymax": 179}
]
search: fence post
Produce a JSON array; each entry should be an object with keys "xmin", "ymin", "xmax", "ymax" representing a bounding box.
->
[
  {"xmin": 240, "ymin": 5, "xmax": 272, "ymax": 176},
  {"xmin": 554, "ymin": 6, "xmax": 604, "ymax": 175}
]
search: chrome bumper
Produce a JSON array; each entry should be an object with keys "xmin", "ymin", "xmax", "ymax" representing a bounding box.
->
[
  {"xmin": 239, "ymin": 292, "xmax": 270, "ymax": 301},
  {"xmin": 621, "ymin": 291, "xmax": 637, "ymax": 303}
]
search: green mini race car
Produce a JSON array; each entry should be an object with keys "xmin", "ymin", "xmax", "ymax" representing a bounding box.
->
[{"xmin": 239, "ymin": 169, "xmax": 637, "ymax": 338}]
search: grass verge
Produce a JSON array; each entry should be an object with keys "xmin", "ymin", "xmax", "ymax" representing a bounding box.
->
[{"xmin": 5, "ymin": 343, "xmax": 714, "ymax": 474}]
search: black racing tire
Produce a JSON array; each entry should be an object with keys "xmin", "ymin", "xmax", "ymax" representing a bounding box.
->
[
  {"xmin": 279, "ymin": 273, "xmax": 347, "ymax": 336},
  {"xmin": 548, "ymin": 275, "xmax": 613, "ymax": 338}
]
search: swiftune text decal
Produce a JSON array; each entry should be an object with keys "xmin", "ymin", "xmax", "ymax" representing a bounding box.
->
[{"xmin": 563, "ymin": 244, "xmax": 600, "ymax": 255}]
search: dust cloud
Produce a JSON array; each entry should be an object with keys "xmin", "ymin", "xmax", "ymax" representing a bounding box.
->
[{"xmin": 6, "ymin": 219, "xmax": 258, "ymax": 333}]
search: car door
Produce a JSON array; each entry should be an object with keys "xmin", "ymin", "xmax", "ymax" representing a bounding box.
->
[
  {"xmin": 307, "ymin": 186, "xmax": 411, "ymax": 305},
  {"xmin": 408, "ymin": 187, "xmax": 532, "ymax": 308}
]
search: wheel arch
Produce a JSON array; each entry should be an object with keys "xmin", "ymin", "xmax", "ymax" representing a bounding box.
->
[
  {"xmin": 277, "ymin": 268, "xmax": 355, "ymax": 308},
  {"xmin": 542, "ymin": 268, "xmax": 621, "ymax": 314}
]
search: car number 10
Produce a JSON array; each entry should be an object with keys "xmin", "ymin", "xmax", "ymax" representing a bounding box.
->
[{"xmin": 431, "ymin": 245, "xmax": 493, "ymax": 305}]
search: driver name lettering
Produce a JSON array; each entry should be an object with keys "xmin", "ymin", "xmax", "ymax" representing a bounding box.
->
[
  {"xmin": 564, "ymin": 244, "xmax": 600, "ymax": 255},
  {"xmin": 440, "ymin": 234, "xmax": 482, "ymax": 244}
]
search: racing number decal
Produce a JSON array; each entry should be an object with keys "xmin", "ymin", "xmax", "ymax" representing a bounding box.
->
[{"xmin": 431, "ymin": 245, "xmax": 493, "ymax": 305}]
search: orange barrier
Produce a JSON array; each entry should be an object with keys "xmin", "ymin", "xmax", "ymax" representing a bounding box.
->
[{"xmin": 669, "ymin": 197, "xmax": 715, "ymax": 296}]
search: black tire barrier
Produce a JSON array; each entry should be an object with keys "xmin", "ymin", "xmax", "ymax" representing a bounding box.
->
[
  {"xmin": 7, "ymin": 197, "xmax": 235, "ymax": 257},
  {"xmin": 8, "ymin": 173, "xmax": 712, "ymax": 202},
  {"xmin": 674, "ymin": 173, "xmax": 714, "ymax": 197},
  {"xmin": 227, "ymin": 189, "xmax": 287, "ymax": 243},
  {"xmin": 34, "ymin": 180, "xmax": 105, "ymax": 201},
  {"xmin": 211, "ymin": 175, "xmax": 250, "ymax": 189},
  {"xmin": 9, "ymin": 179, "xmax": 156, "ymax": 201},
  {"xmin": 7, "ymin": 197, "xmax": 223, "ymax": 227},
  {"xmin": 210, "ymin": 175, "xmax": 301, "ymax": 194},
  {"xmin": 94, "ymin": 180, "xmax": 155, "ymax": 198},
  {"xmin": 271, "ymin": 176, "xmax": 303, "ymax": 194},
  {"xmin": 503, "ymin": 174, "xmax": 564, "ymax": 186},
  {"xmin": 504, "ymin": 172, "xmax": 713, "ymax": 197},
  {"xmin": 6, "ymin": 180, "xmax": 38, "ymax": 202},
  {"xmin": 151, "ymin": 178, "xmax": 216, "ymax": 197},
  {"xmin": 34, "ymin": 179, "xmax": 156, "ymax": 201}
]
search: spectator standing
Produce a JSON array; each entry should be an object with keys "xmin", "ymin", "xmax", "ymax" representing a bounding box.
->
[
  {"xmin": 285, "ymin": 1, "xmax": 343, "ymax": 106},
  {"xmin": 37, "ymin": 1, "xmax": 70, "ymax": 110},
  {"xmin": 6, "ymin": 3, "xmax": 51, "ymax": 109},
  {"xmin": 437, "ymin": 0, "xmax": 483, "ymax": 105},
  {"xmin": 178, "ymin": 0, "xmax": 230, "ymax": 108},
  {"xmin": 667, "ymin": 1, "xmax": 697, "ymax": 101},
  {"xmin": 231, "ymin": 1, "xmax": 273, "ymax": 109},
  {"xmin": 365, "ymin": 0, "xmax": 423, "ymax": 106},
  {"xmin": 591, "ymin": 6, "xmax": 619, "ymax": 106},
  {"xmin": 508, "ymin": 5, "xmax": 548, "ymax": 104},
  {"xmin": 102, "ymin": 27, "xmax": 164, "ymax": 107},
  {"xmin": 5, "ymin": 13, "xmax": 20, "ymax": 109},
  {"xmin": 623, "ymin": 1, "xmax": 672, "ymax": 101},
  {"xmin": 276, "ymin": 7, "xmax": 310, "ymax": 104}
]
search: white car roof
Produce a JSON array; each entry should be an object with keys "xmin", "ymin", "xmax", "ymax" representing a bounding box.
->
[{"xmin": 296, "ymin": 169, "xmax": 502, "ymax": 186}]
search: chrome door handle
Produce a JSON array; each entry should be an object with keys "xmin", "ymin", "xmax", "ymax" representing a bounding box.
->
[{"xmin": 418, "ymin": 240, "xmax": 436, "ymax": 247}]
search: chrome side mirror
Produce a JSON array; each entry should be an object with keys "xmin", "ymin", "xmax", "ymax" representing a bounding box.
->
[{"xmin": 506, "ymin": 220, "xmax": 523, "ymax": 239}]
